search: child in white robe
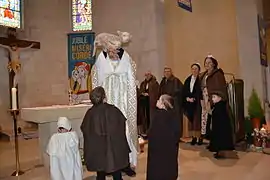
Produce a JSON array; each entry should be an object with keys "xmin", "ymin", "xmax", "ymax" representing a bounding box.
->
[{"xmin": 47, "ymin": 117, "xmax": 83, "ymax": 180}]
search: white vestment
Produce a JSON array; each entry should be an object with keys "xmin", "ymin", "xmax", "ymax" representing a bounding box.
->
[
  {"xmin": 47, "ymin": 131, "xmax": 83, "ymax": 180},
  {"xmin": 91, "ymin": 51, "xmax": 138, "ymax": 167}
]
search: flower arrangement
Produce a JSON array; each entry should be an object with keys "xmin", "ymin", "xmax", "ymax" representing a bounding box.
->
[{"xmin": 252, "ymin": 124, "xmax": 270, "ymax": 148}]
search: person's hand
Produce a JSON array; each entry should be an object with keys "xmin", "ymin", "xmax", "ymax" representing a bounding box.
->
[
  {"xmin": 186, "ymin": 97, "xmax": 194, "ymax": 102},
  {"xmin": 144, "ymin": 93, "xmax": 149, "ymax": 96},
  {"xmin": 206, "ymin": 104, "xmax": 211, "ymax": 113},
  {"xmin": 202, "ymin": 105, "xmax": 206, "ymax": 112}
]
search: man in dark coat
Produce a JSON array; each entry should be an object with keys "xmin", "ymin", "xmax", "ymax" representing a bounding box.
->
[
  {"xmin": 81, "ymin": 87, "xmax": 130, "ymax": 180},
  {"xmin": 159, "ymin": 67, "xmax": 184, "ymax": 139},
  {"xmin": 138, "ymin": 71, "xmax": 159, "ymax": 135}
]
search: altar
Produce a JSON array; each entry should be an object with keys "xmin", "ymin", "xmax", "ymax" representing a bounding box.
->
[{"xmin": 21, "ymin": 104, "xmax": 91, "ymax": 168}]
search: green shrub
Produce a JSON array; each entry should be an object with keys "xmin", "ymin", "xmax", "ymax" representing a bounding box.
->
[{"xmin": 248, "ymin": 88, "xmax": 264, "ymax": 119}]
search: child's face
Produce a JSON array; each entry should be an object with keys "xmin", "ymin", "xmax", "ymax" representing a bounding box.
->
[
  {"xmin": 58, "ymin": 127, "xmax": 69, "ymax": 133},
  {"xmin": 212, "ymin": 94, "xmax": 221, "ymax": 104}
]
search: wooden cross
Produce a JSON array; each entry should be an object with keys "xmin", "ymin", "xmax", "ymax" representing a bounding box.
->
[
  {"xmin": 0, "ymin": 28, "xmax": 41, "ymax": 110},
  {"xmin": 0, "ymin": 28, "xmax": 40, "ymax": 49}
]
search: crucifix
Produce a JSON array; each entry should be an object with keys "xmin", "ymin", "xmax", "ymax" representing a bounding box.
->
[
  {"xmin": 0, "ymin": 27, "xmax": 40, "ymax": 176},
  {"xmin": 0, "ymin": 28, "xmax": 40, "ymax": 88}
]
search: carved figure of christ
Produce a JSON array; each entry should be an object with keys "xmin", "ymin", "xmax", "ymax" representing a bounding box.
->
[
  {"xmin": 0, "ymin": 43, "xmax": 34, "ymax": 70},
  {"xmin": 0, "ymin": 43, "xmax": 35, "ymax": 87},
  {"xmin": 0, "ymin": 29, "xmax": 40, "ymax": 87}
]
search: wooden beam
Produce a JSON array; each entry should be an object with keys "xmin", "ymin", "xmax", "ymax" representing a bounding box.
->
[{"xmin": 0, "ymin": 36, "xmax": 40, "ymax": 49}]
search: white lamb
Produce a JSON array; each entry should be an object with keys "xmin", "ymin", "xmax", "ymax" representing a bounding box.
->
[{"xmin": 92, "ymin": 31, "xmax": 132, "ymax": 57}]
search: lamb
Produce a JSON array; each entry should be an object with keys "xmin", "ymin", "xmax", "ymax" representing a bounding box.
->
[{"xmin": 92, "ymin": 31, "xmax": 132, "ymax": 57}]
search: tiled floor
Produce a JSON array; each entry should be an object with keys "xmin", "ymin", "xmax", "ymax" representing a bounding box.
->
[{"xmin": 0, "ymin": 139, "xmax": 270, "ymax": 180}]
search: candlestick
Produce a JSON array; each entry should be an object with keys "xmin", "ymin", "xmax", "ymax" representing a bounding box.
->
[
  {"xmin": 11, "ymin": 87, "xmax": 17, "ymax": 110},
  {"xmin": 10, "ymin": 110, "xmax": 24, "ymax": 176},
  {"xmin": 68, "ymin": 89, "xmax": 73, "ymax": 105}
]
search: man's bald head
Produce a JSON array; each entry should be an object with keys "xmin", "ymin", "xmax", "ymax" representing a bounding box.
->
[{"xmin": 145, "ymin": 71, "xmax": 153, "ymax": 81}]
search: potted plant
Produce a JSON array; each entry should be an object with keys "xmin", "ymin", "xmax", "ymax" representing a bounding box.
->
[{"xmin": 248, "ymin": 88, "xmax": 264, "ymax": 129}]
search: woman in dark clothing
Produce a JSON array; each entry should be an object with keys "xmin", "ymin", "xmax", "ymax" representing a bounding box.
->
[
  {"xmin": 147, "ymin": 94, "xmax": 180, "ymax": 180},
  {"xmin": 208, "ymin": 91, "xmax": 234, "ymax": 159},
  {"xmin": 200, "ymin": 55, "xmax": 227, "ymax": 141},
  {"xmin": 81, "ymin": 87, "xmax": 130, "ymax": 180},
  {"xmin": 183, "ymin": 63, "xmax": 203, "ymax": 145}
]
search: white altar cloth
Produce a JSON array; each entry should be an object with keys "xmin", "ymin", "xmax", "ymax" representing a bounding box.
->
[{"xmin": 21, "ymin": 104, "xmax": 91, "ymax": 168}]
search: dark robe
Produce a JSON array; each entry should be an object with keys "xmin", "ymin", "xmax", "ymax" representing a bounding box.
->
[
  {"xmin": 159, "ymin": 75, "xmax": 184, "ymax": 137},
  {"xmin": 136, "ymin": 86, "xmax": 141, "ymax": 126},
  {"xmin": 208, "ymin": 100, "xmax": 234, "ymax": 152},
  {"xmin": 147, "ymin": 109, "xmax": 180, "ymax": 180},
  {"xmin": 81, "ymin": 103, "xmax": 130, "ymax": 173},
  {"xmin": 183, "ymin": 75, "xmax": 202, "ymax": 131},
  {"xmin": 138, "ymin": 77, "xmax": 159, "ymax": 133}
]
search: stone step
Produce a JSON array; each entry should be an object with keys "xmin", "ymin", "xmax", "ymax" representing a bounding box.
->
[
  {"xmin": 0, "ymin": 129, "xmax": 39, "ymax": 141},
  {"xmin": 0, "ymin": 122, "xmax": 38, "ymax": 142}
]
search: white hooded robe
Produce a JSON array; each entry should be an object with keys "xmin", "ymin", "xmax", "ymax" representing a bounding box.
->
[{"xmin": 47, "ymin": 120, "xmax": 83, "ymax": 180}]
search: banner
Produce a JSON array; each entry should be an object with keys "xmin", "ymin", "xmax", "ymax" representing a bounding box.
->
[
  {"xmin": 177, "ymin": 0, "xmax": 192, "ymax": 12},
  {"xmin": 67, "ymin": 32, "xmax": 95, "ymax": 102},
  {"xmin": 257, "ymin": 15, "xmax": 268, "ymax": 67}
]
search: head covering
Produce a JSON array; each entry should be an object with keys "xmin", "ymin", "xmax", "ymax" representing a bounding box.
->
[
  {"xmin": 207, "ymin": 54, "xmax": 215, "ymax": 58},
  {"xmin": 191, "ymin": 63, "xmax": 201, "ymax": 71},
  {"xmin": 211, "ymin": 90, "xmax": 226, "ymax": 100},
  {"xmin": 204, "ymin": 53, "xmax": 218, "ymax": 69},
  {"xmin": 57, "ymin": 117, "xmax": 72, "ymax": 131}
]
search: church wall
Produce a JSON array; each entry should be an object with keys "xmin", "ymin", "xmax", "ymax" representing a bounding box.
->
[
  {"xmin": 164, "ymin": 0, "xmax": 240, "ymax": 82},
  {"xmin": 92, "ymin": 0, "xmax": 165, "ymax": 82},
  {"xmin": 0, "ymin": 38, "xmax": 10, "ymax": 131},
  {"xmin": 0, "ymin": 0, "xmax": 71, "ymax": 130},
  {"xmin": 235, "ymin": 0, "xmax": 266, "ymax": 113}
]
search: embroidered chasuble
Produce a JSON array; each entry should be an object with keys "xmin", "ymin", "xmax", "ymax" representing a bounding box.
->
[{"xmin": 91, "ymin": 50, "xmax": 138, "ymax": 167}]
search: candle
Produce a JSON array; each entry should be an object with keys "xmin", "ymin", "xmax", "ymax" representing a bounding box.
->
[{"xmin": 11, "ymin": 87, "xmax": 17, "ymax": 110}]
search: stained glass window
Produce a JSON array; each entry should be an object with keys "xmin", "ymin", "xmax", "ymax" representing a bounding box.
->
[
  {"xmin": 72, "ymin": 0, "xmax": 92, "ymax": 31},
  {"xmin": 0, "ymin": 0, "xmax": 22, "ymax": 28}
]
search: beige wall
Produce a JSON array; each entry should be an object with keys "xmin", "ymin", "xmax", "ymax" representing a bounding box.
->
[
  {"xmin": 164, "ymin": 0, "xmax": 240, "ymax": 81},
  {"xmin": 235, "ymin": 0, "xmax": 266, "ymax": 111}
]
